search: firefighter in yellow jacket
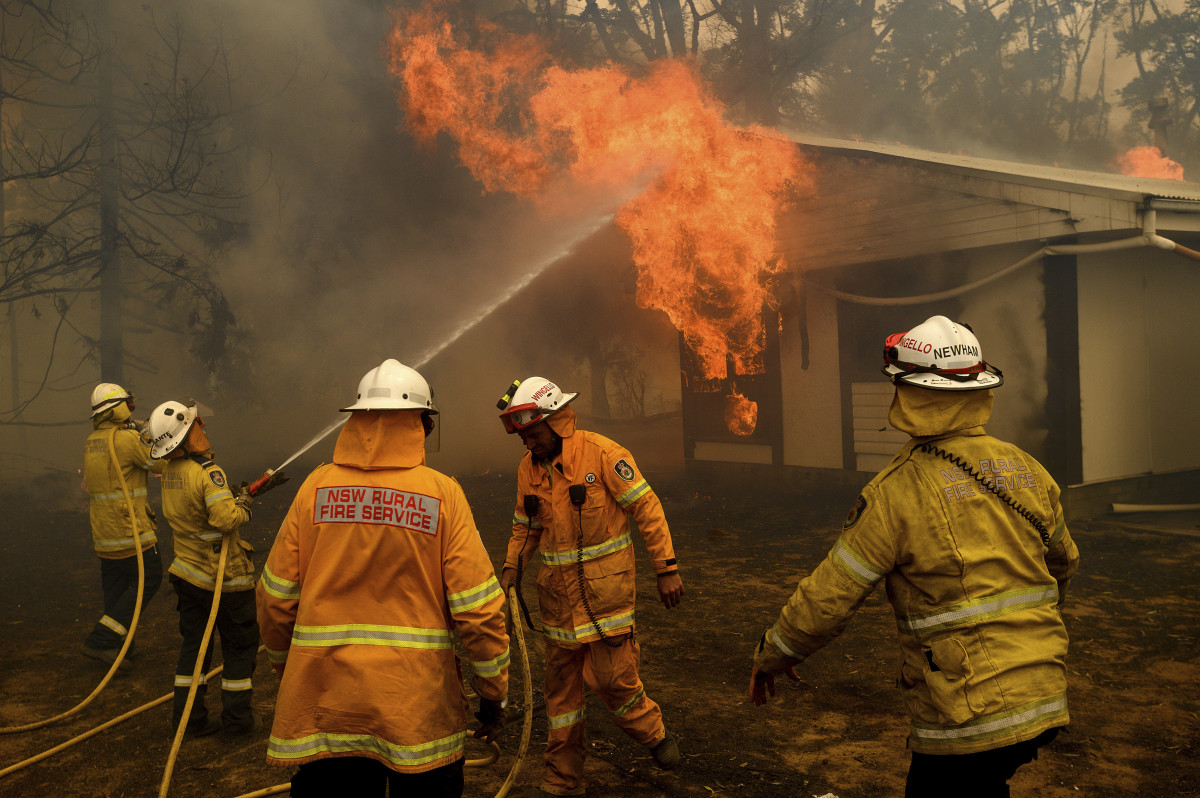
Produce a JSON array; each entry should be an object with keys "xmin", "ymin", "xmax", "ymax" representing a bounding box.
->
[
  {"xmin": 82, "ymin": 383, "xmax": 164, "ymax": 670},
  {"xmin": 750, "ymin": 316, "xmax": 1080, "ymax": 797},
  {"xmin": 148, "ymin": 398, "xmax": 259, "ymax": 741},
  {"xmin": 257, "ymin": 359, "xmax": 509, "ymax": 798},
  {"xmin": 497, "ymin": 376, "xmax": 684, "ymax": 798}
]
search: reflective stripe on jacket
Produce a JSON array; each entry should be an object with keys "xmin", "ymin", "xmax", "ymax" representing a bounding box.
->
[
  {"xmin": 161, "ymin": 454, "xmax": 254, "ymax": 591},
  {"xmin": 770, "ymin": 427, "xmax": 1079, "ymax": 755},
  {"xmin": 257, "ymin": 411, "xmax": 509, "ymax": 773},
  {"xmin": 504, "ymin": 416, "xmax": 676, "ymax": 648},
  {"xmin": 85, "ymin": 421, "xmax": 163, "ymax": 558}
]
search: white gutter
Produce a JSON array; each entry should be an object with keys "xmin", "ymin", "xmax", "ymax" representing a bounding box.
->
[
  {"xmin": 1110, "ymin": 502, "xmax": 1200, "ymax": 513},
  {"xmin": 803, "ymin": 204, "xmax": 1200, "ymax": 306}
]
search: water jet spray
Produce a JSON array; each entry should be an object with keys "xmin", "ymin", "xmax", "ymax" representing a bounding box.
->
[{"xmin": 244, "ymin": 212, "xmax": 616, "ymax": 493}]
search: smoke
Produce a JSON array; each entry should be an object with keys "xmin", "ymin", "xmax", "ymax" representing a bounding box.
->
[
  {"xmin": 5, "ymin": 0, "xmax": 1192, "ymax": 488},
  {"xmin": 1, "ymin": 0, "xmax": 636, "ymax": 483}
]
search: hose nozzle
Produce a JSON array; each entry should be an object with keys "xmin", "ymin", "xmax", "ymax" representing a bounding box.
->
[{"xmin": 247, "ymin": 468, "xmax": 275, "ymax": 496}]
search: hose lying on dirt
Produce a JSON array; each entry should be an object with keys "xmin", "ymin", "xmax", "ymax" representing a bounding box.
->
[
  {"xmin": 0, "ymin": 661, "xmax": 230, "ymax": 780},
  {"xmin": 0, "ymin": 427, "xmax": 146, "ymax": 735}
]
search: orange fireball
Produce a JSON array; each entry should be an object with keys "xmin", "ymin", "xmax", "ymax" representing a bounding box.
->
[
  {"xmin": 724, "ymin": 393, "xmax": 758, "ymax": 437},
  {"xmin": 1115, "ymin": 146, "xmax": 1184, "ymax": 181},
  {"xmin": 388, "ymin": 2, "xmax": 814, "ymax": 383}
]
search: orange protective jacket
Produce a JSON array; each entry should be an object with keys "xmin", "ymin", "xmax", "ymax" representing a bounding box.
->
[
  {"xmin": 257, "ymin": 411, "xmax": 509, "ymax": 773},
  {"xmin": 503, "ymin": 408, "xmax": 677, "ymax": 647}
]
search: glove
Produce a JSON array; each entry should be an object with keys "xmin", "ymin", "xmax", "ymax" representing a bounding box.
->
[
  {"xmin": 234, "ymin": 485, "xmax": 254, "ymax": 516},
  {"xmin": 499, "ymin": 567, "xmax": 516, "ymax": 594},
  {"xmin": 749, "ymin": 630, "xmax": 801, "ymax": 706},
  {"xmin": 473, "ymin": 696, "xmax": 506, "ymax": 743}
]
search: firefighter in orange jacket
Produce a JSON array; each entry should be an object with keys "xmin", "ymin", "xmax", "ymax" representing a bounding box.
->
[
  {"xmin": 257, "ymin": 359, "xmax": 509, "ymax": 798},
  {"xmin": 750, "ymin": 316, "xmax": 1080, "ymax": 797},
  {"xmin": 497, "ymin": 376, "xmax": 684, "ymax": 798}
]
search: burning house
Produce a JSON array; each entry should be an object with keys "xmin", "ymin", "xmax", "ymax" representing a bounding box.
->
[
  {"xmin": 681, "ymin": 135, "xmax": 1200, "ymax": 518},
  {"xmin": 387, "ymin": 9, "xmax": 1200, "ymax": 515},
  {"xmin": 426, "ymin": 135, "xmax": 1200, "ymax": 521}
]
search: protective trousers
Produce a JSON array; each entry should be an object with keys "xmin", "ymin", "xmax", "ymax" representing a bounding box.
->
[
  {"xmin": 170, "ymin": 575, "xmax": 259, "ymax": 733},
  {"xmin": 540, "ymin": 635, "xmax": 665, "ymax": 795},
  {"xmin": 290, "ymin": 756, "xmax": 465, "ymax": 798},
  {"xmin": 85, "ymin": 546, "xmax": 162, "ymax": 650},
  {"xmin": 905, "ymin": 728, "xmax": 1061, "ymax": 797}
]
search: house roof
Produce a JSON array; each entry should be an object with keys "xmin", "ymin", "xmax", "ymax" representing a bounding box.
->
[
  {"xmin": 780, "ymin": 133, "xmax": 1200, "ymax": 270},
  {"xmin": 787, "ymin": 133, "xmax": 1200, "ymax": 202}
]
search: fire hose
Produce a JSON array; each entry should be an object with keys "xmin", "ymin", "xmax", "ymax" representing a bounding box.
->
[
  {"xmin": 1, "ymin": 485, "xmax": 534, "ymax": 796},
  {"xmin": 0, "ymin": 660, "xmax": 233, "ymax": 779},
  {"xmin": 490, "ymin": 587, "xmax": 535, "ymax": 798},
  {"xmin": 241, "ymin": 416, "xmax": 348, "ymax": 498},
  {"xmin": 159, "ymin": 536, "xmax": 229, "ymax": 798},
  {"xmin": 0, "ymin": 426, "xmax": 146, "ymax": 735}
]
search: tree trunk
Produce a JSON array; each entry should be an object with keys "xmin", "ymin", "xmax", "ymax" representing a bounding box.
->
[
  {"xmin": 657, "ymin": 0, "xmax": 687, "ymax": 56},
  {"xmin": 589, "ymin": 350, "xmax": 612, "ymax": 419},
  {"xmin": 2, "ymin": 66, "xmax": 27, "ymax": 447},
  {"xmin": 98, "ymin": 0, "xmax": 123, "ymax": 383}
]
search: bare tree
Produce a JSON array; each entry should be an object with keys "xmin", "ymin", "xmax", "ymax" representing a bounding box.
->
[
  {"xmin": 803, "ymin": 0, "xmax": 1123, "ymax": 166},
  {"xmin": 1, "ymin": 0, "xmax": 263, "ymax": 424},
  {"xmin": 606, "ymin": 344, "xmax": 647, "ymax": 418},
  {"xmin": 1116, "ymin": 0, "xmax": 1200, "ymax": 169},
  {"xmin": 481, "ymin": 0, "xmax": 871, "ymax": 126}
]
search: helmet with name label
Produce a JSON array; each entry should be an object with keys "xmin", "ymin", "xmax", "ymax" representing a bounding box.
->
[
  {"xmin": 497, "ymin": 376, "xmax": 578, "ymax": 433},
  {"xmin": 341, "ymin": 359, "xmax": 438, "ymax": 413},
  {"xmin": 90, "ymin": 383, "xmax": 133, "ymax": 418},
  {"xmin": 147, "ymin": 398, "xmax": 200, "ymax": 458},
  {"xmin": 881, "ymin": 315, "xmax": 1003, "ymax": 391}
]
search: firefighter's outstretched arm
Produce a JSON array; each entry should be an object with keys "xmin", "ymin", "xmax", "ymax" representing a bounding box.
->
[{"xmin": 749, "ymin": 632, "xmax": 801, "ymax": 705}]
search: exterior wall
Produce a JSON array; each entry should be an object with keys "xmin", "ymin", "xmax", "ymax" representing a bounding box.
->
[
  {"xmin": 782, "ymin": 242, "xmax": 1053, "ymax": 474},
  {"xmin": 954, "ymin": 243, "xmax": 1051, "ymax": 457},
  {"xmin": 1078, "ymin": 249, "xmax": 1200, "ymax": 481},
  {"xmin": 778, "ymin": 286, "xmax": 844, "ymax": 468},
  {"xmin": 849, "ymin": 381, "xmax": 905, "ymax": 472}
]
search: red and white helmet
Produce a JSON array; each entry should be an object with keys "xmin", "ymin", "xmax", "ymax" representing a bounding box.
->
[
  {"xmin": 90, "ymin": 382, "xmax": 132, "ymax": 418},
  {"xmin": 882, "ymin": 315, "xmax": 1002, "ymax": 391},
  {"xmin": 498, "ymin": 376, "xmax": 578, "ymax": 433}
]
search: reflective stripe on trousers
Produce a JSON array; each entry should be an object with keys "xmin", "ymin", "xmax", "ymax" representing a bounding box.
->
[{"xmin": 540, "ymin": 636, "xmax": 664, "ymax": 794}]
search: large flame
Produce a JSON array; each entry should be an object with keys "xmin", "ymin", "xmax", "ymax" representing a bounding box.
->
[
  {"xmin": 1115, "ymin": 146, "xmax": 1184, "ymax": 181},
  {"xmin": 724, "ymin": 392, "xmax": 758, "ymax": 436},
  {"xmin": 388, "ymin": 2, "xmax": 812, "ymax": 383}
]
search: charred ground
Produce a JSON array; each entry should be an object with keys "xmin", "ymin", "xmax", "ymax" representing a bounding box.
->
[{"xmin": 1, "ymin": 468, "xmax": 1198, "ymax": 797}]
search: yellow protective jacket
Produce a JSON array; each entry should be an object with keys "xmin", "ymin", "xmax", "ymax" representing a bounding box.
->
[
  {"xmin": 85, "ymin": 411, "xmax": 163, "ymax": 558},
  {"xmin": 160, "ymin": 452, "xmax": 255, "ymax": 592},
  {"xmin": 257, "ymin": 411, "xmax": 509, "ymax": 773},
  {"xmin": 504, "ymin": 407, "xmax": 678, "ymax": 647},
  {"xmin": 767, "ymin": 387, "xmax": 1079, "ymax": 755}
]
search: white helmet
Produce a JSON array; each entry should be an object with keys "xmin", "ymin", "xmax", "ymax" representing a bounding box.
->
[
  {"xmin": 147, "ymin": 399, "xmax": 199, "ymax": 458},
  {"xmin": 882, "ymin": 315, "xmax": 1003, "ymax": 391},
  {"xmin": 90, "ymin": 383, "xmax": 132, "ymax": 417},
  {"xmin": 341, "ymin": 359, "xmax": 438, "ymax": 413},
  {"xmin": 498, "ymin": 376, "xmax": 578, "ymax": 433}
]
